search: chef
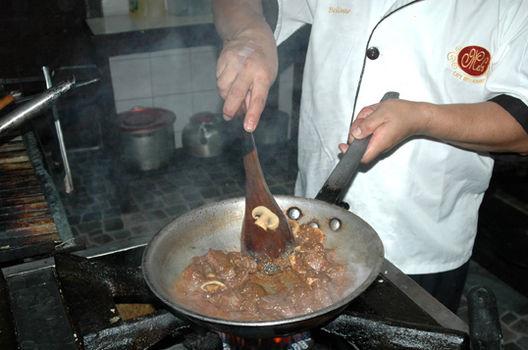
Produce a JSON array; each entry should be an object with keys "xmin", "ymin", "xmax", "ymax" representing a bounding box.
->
[{"xmin": 213, "ymin": 0, "xmax": 528, "ymax": 311}]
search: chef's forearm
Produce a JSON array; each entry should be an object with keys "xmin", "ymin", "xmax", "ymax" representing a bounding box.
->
[
  {"xmin": 422, "ymin": 101, "xmax": 528, "ymax": 154},
  {"xmin": 213, "ymin": 0, "xmax": 272, "ymax": 41}
]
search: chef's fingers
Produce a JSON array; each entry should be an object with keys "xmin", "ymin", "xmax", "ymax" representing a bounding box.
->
[
  {"xmin": 338, "ymin": 139, "xmax": 380, "ymax": 163},
  {"xmin": 216, "ymin": 40, "xmax": 255, "ymax": 78},
  {"xmin": 222, "ymin": 74, "xmax": 253, "ymax": 121},
  {"xmin": 348, "ymin": 104, "xmax": 380, "ymax": 142},
  {"xmin": 338, "ymin": 143, "xmax": 349, "ymax": 153},
  {"xmin": 341, "ymin": 102, "xmax": 388, "ymax": 161},
  {"xmin": 356, "ymin": 111, "xmax": 399, "ymax": 162},
  {"xmin": 349, "ymin": 103, "xmax": 396, "ymax": 163},
  {"xmin": 243, "ymin": 80, "xmax": 270, "ymax": 132},
  {"xmin": 352, "ymin": 100, "xmax": 422, "ymax": 163},
  {"xmin": 216, "ymin": 64, "xmax": 241, "ymax": 107},
  {"xmin": 216, "ymin": 49, "xmax": 249, "ymax": 109},
  {"xmin": 217, "ymin": 44, "xmax": 261, "ymax": 121},
  {"xmin": 216, "ymin": 53, "xmax": 228, "ymax": 79}
]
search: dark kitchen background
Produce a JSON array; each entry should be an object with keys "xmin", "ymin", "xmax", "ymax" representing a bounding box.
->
[{"xmin": 1, "ymin": 1, "xmax": 527, "ymax": 349}]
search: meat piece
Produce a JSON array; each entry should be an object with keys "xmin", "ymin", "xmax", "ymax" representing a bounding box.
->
[
  {"xmin": 240, "ymin": 281, "xmax": 267, "ymax": 299},
  {"xmin": 205, "ymin": 249, "xmax": 236, "ymax": 280},
  {"xmin": 229, "ymin": 269, "xmax": 249, "ymax": 289},
  {"xmin": 302, "ymin": 243, "xmax": 329, "ymax": 272},
  {"xmin": 312, "ymin": 287, "xmax": 334, "ymax": 310},
  {"xmin": 258, "ymin": 294, "xmax": 297, "ymax": 319},
  {"xmin": 172, "ymin": 219, "xmax": 350, "ymax": 321},
  {"xmin": 289, "ymin": 284, "xmax": 316, "ymax": 314},
  {"xmin": 228, "ymin": 252, "xmax": 257, "ymax": 272},
  {"xmin": 211, "ymin": 290, "xmax": 244, "ymax": 312},
  {"xmin": 177, "ymin": 259, "xmax": 210, "ymax": 293},
  {"xmin": 295, "ymin": 224, "xmax": 326, "ymax": 245}
]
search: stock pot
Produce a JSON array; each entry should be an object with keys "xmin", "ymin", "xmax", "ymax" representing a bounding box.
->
[{"xmin": 118, "ymin": 107, "xmax": 176, "ymax": 171}]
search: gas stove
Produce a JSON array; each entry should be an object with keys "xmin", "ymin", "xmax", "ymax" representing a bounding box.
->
[{"xmin": 1, "ymin": 236, "xmax": 470, "ymax": 350}]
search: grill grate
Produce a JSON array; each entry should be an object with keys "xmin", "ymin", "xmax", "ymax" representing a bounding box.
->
[{"xmin": 0, "ymin": 135, "xmax": 61, "ymax": 263}]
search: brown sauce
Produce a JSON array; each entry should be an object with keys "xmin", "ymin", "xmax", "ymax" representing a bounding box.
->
[{"xmin": 172, "ymin": 219, "xmax": 351, "ymax": 321}]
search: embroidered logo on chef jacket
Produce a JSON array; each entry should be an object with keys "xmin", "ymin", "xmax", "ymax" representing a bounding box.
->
[
  {"xmin": 447, "ymin": 46, "xmax": 491, "ymax": 83},
  {"xmin": 328, "ymin": 6, "xmax": 351, "ymax": 14}
]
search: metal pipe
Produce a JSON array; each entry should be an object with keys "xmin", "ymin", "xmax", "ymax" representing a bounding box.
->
[
  {"xmin": 42, "ymin": 66, "xmax": 74, "ymax": 194},
  {"xmin": 0, "ymin": 79, "xmax": 75, "ymax": 137}
]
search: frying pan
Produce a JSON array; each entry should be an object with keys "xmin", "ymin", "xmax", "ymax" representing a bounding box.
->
[
  {"xmin": 142, "ymin": 132, "xmax": 385, "ymax": 338},
  {"xmin": 143, "ymin": 195, "xmax": 383, "ymax": 338}
]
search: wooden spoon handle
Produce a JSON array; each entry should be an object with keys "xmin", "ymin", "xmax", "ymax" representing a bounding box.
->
[
  {"xmin": 242, "ymin": 133, "xmax": 268, "ymax": 197},
  {"xmin": 241, "ymin": 132, "xmax": 294, "ymax": 260}
]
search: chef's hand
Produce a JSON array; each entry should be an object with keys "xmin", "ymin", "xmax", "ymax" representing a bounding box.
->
[
  {"xmin": 339, "ymin": 98, "xmax": 528, "ymax": 162},
  {"xmin": 216, "ymin": 32, "xmax": 278, "ymax": 132},
  {"xmin": 339, "ymin": 100, "xmax": 429, "ymax": 163}
]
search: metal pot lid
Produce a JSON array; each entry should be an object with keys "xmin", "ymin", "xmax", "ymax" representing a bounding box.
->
[
  {"xmin": 190, "ymin": 112, "xmax": 217, "ymax": 124},
  {"xmin": 118, "ymin": 107, "xmax": 176, "ymax": 133}
]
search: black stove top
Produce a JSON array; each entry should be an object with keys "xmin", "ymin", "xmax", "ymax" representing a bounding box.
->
[{"xmin": 1, "ymin": 237, "xmax": 469, "ymax": 350}]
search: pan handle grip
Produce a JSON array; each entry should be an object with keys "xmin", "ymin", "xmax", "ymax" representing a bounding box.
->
[
  {"xmin": 315, "ymin": 91, "xmax": 399, "ymax": 206},
  {"xmin": 467, "ymin": 286, "xmax": 503, "ymax": 350},
  {"xmin": 315, "ymin": 135, "xmax": 371, "ymax": 206}
]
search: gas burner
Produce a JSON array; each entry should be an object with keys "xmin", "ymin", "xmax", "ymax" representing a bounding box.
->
[
  {"xmin": 1, "ymin": 237, "xmax": 472, "ymax": 349},
  {"xmin": 218, "ymin": 331, "xmax": 313, "ymax": 350}
]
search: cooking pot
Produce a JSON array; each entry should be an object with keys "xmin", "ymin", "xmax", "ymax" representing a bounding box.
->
[
  {"xmin": 182, "ymin": 112, "xmax": 227, "ymax": 158},
  {"xmin": 118, "ymin": 107, "xmax": 176, "ymax": 171},
  {"xmin": 142, "ymin": 133, "xmax": 384, "ymax": 338}
]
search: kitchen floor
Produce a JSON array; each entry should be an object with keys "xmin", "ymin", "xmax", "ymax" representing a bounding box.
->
[{"xmin": 53, "ymin": 141, "xmax": 528, "ymax": 350}]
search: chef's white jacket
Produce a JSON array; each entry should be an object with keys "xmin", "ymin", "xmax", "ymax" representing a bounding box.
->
[{"xmin": 274, "ymin": 0, "xmax": 528, "ymax": 274}]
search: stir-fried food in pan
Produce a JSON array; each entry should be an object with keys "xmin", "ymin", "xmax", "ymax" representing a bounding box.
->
[{"xmin": 172, "ymin": 218, "xmax": 351, "ymax": 321}]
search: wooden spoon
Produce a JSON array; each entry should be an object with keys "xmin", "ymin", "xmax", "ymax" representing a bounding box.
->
[{"xmin": 241, "ymin": 131, "xmax": 295, "ymax": 260}]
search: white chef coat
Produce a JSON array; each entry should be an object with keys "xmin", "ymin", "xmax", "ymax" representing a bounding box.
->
[{"xmin": 274, "ymin": 0, "xmax": 528, "ymax": 274}]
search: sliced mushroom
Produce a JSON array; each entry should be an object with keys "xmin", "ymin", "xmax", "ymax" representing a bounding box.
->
[
  {"xmin": 251, "ymin": 206, "xmax": 279, "ymax": 231},
  {"xmin": 200, "ymin": 280, "xmax": 227, "ymax": 292}
]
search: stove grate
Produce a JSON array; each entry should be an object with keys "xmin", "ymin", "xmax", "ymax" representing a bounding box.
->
[{"xmin": 0, "ymin": 135, "xmax": 61, "ymax": 264}]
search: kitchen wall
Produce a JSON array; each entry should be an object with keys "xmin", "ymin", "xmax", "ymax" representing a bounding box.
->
[
  {"xmin": 101, "ymin": 0, "xmax": 214, "ymax": 16},
  {"xmin": 101, "ymin": 0, "xmax": 129, "ymax": 16},
  {"xmin": 109, "ymin": 46, "xmax": 219, "ymax": 148},
  {"xmin": 102, "ymin": 1, "xmax": 294, "ymax": 149},
  {"xmin": 109, "ymin": 46, "xmax": 294, "ymax": 148}
]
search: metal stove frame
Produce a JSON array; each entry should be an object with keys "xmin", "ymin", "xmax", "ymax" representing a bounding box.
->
[{"xmin": 1, "ymin": 236, "xmax": 469, "ymax": 349}]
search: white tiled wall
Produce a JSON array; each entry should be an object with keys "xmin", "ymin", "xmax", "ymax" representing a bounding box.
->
[
  {"xmin": 109, "ymin": 45, "xmax": 222, "ymax": 148},
  {"xmin": 102, "ymin": 0, "xmax": 129, "ymax": 16},
  {"xmin": 109, "ymin": 45, "xmax": 294, "ymax": 148}
]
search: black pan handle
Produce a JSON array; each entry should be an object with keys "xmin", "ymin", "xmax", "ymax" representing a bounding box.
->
[
  {"xmin": 315, "ymin": 91, "xmax": 399, "ymax": 206},
  {"xmin": 315, "ymin": 135, "xmax": 371, "ymax": 207},
  {"xmin": 467, "ymin": 286, "xmax": 503, "ymax": 350}
]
